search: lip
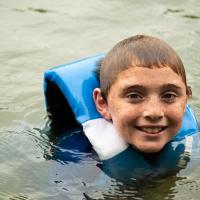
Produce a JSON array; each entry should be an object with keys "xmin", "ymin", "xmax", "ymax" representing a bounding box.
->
[{"xmin": 135, "ymin": 125, "xmax": 168, "ymax": 135}]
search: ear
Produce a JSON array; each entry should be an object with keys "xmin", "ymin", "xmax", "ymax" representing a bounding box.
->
[{"xmin": 93, "ymin": 88, "xmax": 112, "ymax": 120}]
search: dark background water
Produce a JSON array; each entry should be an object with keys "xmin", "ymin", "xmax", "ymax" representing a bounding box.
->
[{"xmin": 0, "ymin": 0, "xmax": 200, "ymax": 199}]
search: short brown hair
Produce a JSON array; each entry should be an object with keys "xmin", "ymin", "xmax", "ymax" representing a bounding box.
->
[{"xmin": 97, "ymin": 35, "xmax": 190, "ymax": 100}]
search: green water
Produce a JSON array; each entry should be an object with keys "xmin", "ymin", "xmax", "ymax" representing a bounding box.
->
[{"xmin": 0, "ymin": 0, "xmax": 200, "ymax": 199}]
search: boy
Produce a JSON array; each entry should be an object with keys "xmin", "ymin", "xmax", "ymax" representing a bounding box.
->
[
  {"xmin": 92, "ymin": 34, "xmax": 191, "ymax": 155},
  {"xmin": 44, "ymin": 34, "xmax": 198, "ymax": 181}
]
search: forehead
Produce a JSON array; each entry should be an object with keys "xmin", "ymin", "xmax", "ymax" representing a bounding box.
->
[{"xmin": 112, "ymin": 66, "xmax": 185, "ymax": 89}]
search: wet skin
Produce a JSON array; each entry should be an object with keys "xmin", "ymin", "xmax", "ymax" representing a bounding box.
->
[{"xmin": 94, "ymin": 66, "xmax": 188, "ymax": 153}]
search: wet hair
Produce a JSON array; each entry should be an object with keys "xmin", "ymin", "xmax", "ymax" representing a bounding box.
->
[{"xmin": 95, "ymin": 35, "xmax": 191, "ymax": 100}]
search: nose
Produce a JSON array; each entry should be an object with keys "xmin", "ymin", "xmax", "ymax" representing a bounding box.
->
[{"xmin": 142, "ymin": 99, "xmax": 164, "ymax": 121}]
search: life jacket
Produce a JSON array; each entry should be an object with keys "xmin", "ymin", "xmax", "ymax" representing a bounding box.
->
[{"xmin": 44, "ymin": 54, "xmax": 199, "ymax": 162}]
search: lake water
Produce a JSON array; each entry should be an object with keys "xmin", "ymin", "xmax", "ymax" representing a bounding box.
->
[{"xmin": 0, "ymin": 0, "xmax": 200, "ymax": 199}]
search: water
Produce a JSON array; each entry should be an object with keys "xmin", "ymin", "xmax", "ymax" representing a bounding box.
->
[{"xmin": 0, "ymin": 0, "xmax": 200, "ymax": 199}]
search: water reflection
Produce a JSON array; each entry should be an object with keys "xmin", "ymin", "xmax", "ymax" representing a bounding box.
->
[
  {"xmin": 182, "ymin": 15, "xmax": 200, "ymax": 19},
  {"xmin": 164, "ymin": 8, "xmax": 200, "ymax": 19},
  {"xmin": 77, "ymin": 170, "xmax": 187, "ymax": 200},
  {"xmin": 41, "ymin": 118, "xmax": 200, "ymax": 199}
]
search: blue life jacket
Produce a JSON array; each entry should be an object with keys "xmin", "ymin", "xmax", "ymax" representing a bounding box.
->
[{"xmin": 44, "ymin": 54, "xmax": 199, "ymax": 179}]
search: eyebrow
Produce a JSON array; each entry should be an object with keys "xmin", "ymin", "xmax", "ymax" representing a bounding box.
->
[
  {"xmin": 121, "ymin": 85, "xmax": 147, "ymax": 93},
  {"xmin": 121, "ymin": 83, "xmax": 183, "ymax": 94},
  {"xmin": 161, "ymin": 83, "xmax": 183, "ymax": 91}
]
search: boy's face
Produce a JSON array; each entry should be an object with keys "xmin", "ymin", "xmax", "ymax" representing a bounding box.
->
[{"xmin": 94, "ymin": 66, "xmax": 188, "ymax": 153}]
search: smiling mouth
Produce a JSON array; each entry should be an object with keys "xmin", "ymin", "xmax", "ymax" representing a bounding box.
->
[{"xmin": 136, "ymin": 126, "xmax": 167, "ymax": 134}]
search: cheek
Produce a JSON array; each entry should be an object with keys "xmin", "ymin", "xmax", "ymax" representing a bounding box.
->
[
  {"xmin": 110, "ymin": 104, "xmax": 136, "ymax": 122},
  {"xmin": 111, "ymin": 107, "xmax": 138, "ymax": 133},
  {"xmin": 167, "ymin": 105, "xmax": 186, "ymax": 128}
]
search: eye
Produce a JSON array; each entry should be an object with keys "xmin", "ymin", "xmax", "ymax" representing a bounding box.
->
[
  {"xmin": 161, "ymin": 92, "xmax": 178, "ymax": 103},
  {"xmin": 126, "ymin": 92, "xmax": 144, "ymax": 103}
]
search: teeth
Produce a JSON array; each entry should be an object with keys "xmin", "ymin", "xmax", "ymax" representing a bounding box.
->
[{"xmin": 141, "ymin": 127, "xmax": 163, "ymax": 133}]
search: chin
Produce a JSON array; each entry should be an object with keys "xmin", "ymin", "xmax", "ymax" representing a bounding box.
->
[{"xmin": 133, "ymin": 143, "xmax": 165, "ymax": 154}]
